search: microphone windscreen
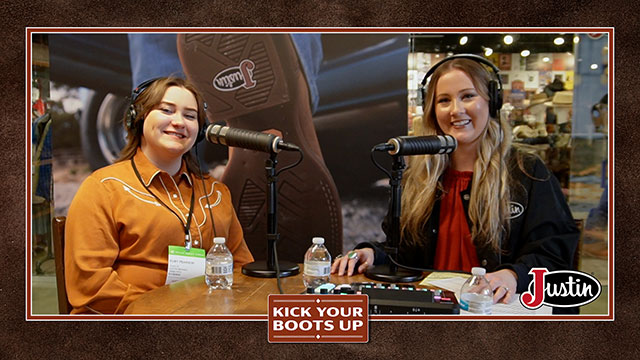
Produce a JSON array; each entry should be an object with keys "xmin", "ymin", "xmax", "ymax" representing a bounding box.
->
[
  {"xmin": 388, "ymin": 135, "xmax": 456, "ymax": 156},
  {"xmin": 205, "ymin": 124, "xmax": 280, "ymax": 153}
]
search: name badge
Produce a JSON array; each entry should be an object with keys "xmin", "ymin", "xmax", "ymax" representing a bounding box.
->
[{"xmin": 165, "ymin": 245, "xmax": 206, "ymax": 285}]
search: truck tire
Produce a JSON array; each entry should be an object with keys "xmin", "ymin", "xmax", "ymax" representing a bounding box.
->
[{"xmin": 80, "ymin": 90, "xmax": 129, "ymax": 170}]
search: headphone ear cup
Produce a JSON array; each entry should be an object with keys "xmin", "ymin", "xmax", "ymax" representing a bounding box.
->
[
  {"xmin": 194, "ymin": 101, "xmax": 210, "ymax": 145},
  {"xmin": 127, "ymin": 77, "xmax": 161, "ymax": 134},
  {"xmin": 196, "ymin": 124, "xmax": 206, "ymax": 144},
  {"xmin": 126, "ymin": 104, "xmax": 136, "ymax": 131},
  {"xmin": 495, "ymin": 86, "xmax": 503, "ymax": 118},
  {"xmin": 195, "ymin": 118, "xmax": 209, "ymax": 145},
  {"xmin": 488, "ymin": 80, "xmax": 500, "ymax": 118}
]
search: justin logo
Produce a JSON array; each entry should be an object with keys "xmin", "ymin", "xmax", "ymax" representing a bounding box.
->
[
  {"xmin": 212, "ymin": 59, "xmax": 257, "ymax": 92},
  {"xmin": 520, "ymin": 268, "xmax": 602, "ymax": 310},
  {"xmin": 507, "ymin": 201, "xmax": 524, "ymax": 219}
]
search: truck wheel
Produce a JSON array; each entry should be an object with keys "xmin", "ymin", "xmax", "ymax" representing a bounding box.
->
[{"xmin": 80, "ymin": 90, "xmax": 128, "ymax": 170}]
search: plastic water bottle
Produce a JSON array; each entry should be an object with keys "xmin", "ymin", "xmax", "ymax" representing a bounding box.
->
[
  {"xmin": 459, "ymin": 267, "xmax": 493, "ymax": 314},
  {"xmin": 303, "ymin": 237, "xmax": 332, "ymax": 288},
  {"xmin": 205, "ymin": 237, "xmax": 233, "ymax": 290}
]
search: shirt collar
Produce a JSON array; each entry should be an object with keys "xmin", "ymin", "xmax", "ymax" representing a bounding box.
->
[{"xmin": 132, "ymin": 149, "xmax": 193, "ymax": 187}]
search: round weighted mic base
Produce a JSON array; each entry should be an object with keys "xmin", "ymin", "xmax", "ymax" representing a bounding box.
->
[
  {"xmin": 241, "ymin": 260, "xmax": 300, "ymax": 278},
  {"xmin": 364, "ymin": 264, "xmax": 424, "ymax": 283}
]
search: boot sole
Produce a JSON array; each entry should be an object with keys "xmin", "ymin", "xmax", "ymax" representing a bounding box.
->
[{"xmin": 178, "ymin": 33, "xmax": 343, "ymax": 261}]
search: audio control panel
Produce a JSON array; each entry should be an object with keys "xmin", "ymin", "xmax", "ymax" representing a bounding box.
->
[{"xmin": 306, "ymin": 282, "xmax": 460, "ymax": 315}]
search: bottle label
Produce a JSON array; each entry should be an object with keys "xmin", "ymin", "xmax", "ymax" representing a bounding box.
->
[
  {"xmin": 207, "ymin": 262, "xmax": 233, "ymax": 276},
  {"xmin": 304, "ymin": 260, "xmax": 331, "ymax": 276},
  {"xmin": 460, "ymin": 293, "xmax": 492, "ymax": 314}
]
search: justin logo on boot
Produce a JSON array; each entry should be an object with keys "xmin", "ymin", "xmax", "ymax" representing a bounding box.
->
[{"xmin": 213, "ymin": 59, "xmax": 257, "ymax": 91}]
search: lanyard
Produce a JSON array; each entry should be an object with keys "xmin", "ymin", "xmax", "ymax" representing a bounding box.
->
[{"xmin": 130, "ymin": 157, "xmax": 196, "ymax": 250}]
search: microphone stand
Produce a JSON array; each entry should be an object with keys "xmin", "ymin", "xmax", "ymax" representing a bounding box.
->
[
  {"xmin": 242, "ymin": 151, "xmax": 300, "ymax": 278},
  {"xmin": 365, "ymin": 155, "xmax": 424, "ymax": 283}
]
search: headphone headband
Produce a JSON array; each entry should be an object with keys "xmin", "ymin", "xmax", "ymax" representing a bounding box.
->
[
  {"xmin": 419, "ymin": 53, "xmax": 503, "ymax": 118},
  {"xmin": 131, "ymin": 77, "xmax": 162, "ymax": 105},
  {"xmin": 422, "ymin": 54, "xmax": 501, "ymax": 87},
  {"xmin": 126, "ymin": 77, "xmax": 162, "ymax": 132}
]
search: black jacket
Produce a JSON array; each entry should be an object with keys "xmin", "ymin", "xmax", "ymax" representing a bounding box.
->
[{"xmin": 357, "ymin": 151, "xmax": 579, "ymax": 295}]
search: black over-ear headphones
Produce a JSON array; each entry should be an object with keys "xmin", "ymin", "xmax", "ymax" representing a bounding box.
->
[
  {"xmin": 126, "ymin": 77, "xmax": 208, "ymax": 144},
  {"xmin": 419, "ymin": 54, "xmax": 503, "ymax": 119}
]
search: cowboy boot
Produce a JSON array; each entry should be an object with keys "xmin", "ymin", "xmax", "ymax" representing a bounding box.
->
[{"xmin": 177, "ymin": 33, "xmax": 342, "ymax": 262}]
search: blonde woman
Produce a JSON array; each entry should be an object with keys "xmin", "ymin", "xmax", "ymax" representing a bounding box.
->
[{"xmin": 332, "ymin": 56, "xmax": 578, "ymax": 308}]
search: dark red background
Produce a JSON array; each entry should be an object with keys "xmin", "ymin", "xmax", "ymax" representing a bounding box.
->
[{"xmin": 3, "ymin": 1, "xmax": 638, "ymax": 358}]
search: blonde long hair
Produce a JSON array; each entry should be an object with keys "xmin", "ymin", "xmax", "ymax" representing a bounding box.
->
[
  {"xmin": 116, "ymin": 77, "xmax": 207, "ymax": 176},
  {"xmin": 401, "ymin": 58, "xmax": 511, "ymax": 252}
]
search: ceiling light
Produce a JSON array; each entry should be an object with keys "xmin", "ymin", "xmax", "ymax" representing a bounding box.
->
[
  {"xmin": 573, "ymin": 36, "xmax": 580, "ymax": 44},
  {"xmin": 520, "ymin": 50, "xmax": 530, "ymax": 57},
  {"xmin": 459, "ymin": 36, "xmax": 468, "ymax": 45},
  {"xmin": 484, "ymin": 47, "xmax": 493, "ymax": 56},
  {"xmin": 503, "ymin": 35, "xmax": 514, "ymax": 45},
  {"xmin": 590, "ymin": 63, "xmax": 599, "ymax": 70},
  {"xmin": 542, "ymin": 56, "xmax": 550, "ymax": 63},
  {"xmin": 554, "ymin": 37, "xmax": 565, "ymax": 45}
]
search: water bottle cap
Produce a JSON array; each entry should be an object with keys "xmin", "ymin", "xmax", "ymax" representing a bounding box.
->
[
  {"xmin": 471, "ymin": 267, "xmax": 486, "ymax": 276},
  {"xmin": 213, "ymin": 237, "xmax": 226, "ymax": 244},
  {"xmin": 312, "ymin": 237, "xmax": 325, "ymax": 245}
]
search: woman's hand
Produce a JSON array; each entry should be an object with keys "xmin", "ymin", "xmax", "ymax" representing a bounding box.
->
[
  {"xmin": 330, "ymin": 248, "xmax": 375, "ymax": 276},
  {"xmin": 485, "ymin": 269, "xmax": 518, "ymax": 304}
]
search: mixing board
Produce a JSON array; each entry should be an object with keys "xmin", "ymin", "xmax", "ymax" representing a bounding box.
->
[{"xmin": 307, "ymin": 282, "xmax": 459, "ymax": 315}]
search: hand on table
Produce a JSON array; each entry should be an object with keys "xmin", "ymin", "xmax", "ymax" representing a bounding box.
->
[
  {"xmin": 486, "ymin": 269, "xmax": 518, "ymax": 304},
  {"xmin": 330, "ymin": 248, "xmax": 374, "ymax": 276}
]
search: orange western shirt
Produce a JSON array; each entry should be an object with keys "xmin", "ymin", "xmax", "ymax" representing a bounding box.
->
[{"xmin": 64, "ymin": 149, "xmax": 254, "ymax": 314}]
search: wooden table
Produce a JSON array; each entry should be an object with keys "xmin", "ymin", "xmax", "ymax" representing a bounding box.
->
[{"xmin": 125, "ymin": 265, "xmax": 424, "ymax": 314}]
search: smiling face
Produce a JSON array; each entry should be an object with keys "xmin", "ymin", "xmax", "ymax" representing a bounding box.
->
[
  {"xmin": 434, "ymin": 69, "xmax": 490, "ymax": 154},
  {"xmin": 140, "ymin": 86, "xmax": 199, "ymax": 170}
]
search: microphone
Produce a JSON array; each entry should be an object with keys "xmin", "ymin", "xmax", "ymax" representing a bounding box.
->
[
  {"xmin": 205, "ymin": 124, "xmax": 300, "ymax": 153},
  {"xmin": 374, "ymin": 135, "xmax": 457, "ymax": 156}
]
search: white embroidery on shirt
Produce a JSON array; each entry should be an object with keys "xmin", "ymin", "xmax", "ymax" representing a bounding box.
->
[
  {"xmin": 196, "ymin": 182, "xmax": 222, "ymax": 227},
  {"xmin": 202, "ymin": 181, "xmax": 222, "ymax": 208},
  {"xmin": 144, "ymin": 171, "xmax": 161, "ymax": 187},
  {"xmin": 205, "ymin": 192, "xmax": 222, "ymax": 208},
  {"xmin": 123, "ymin": 186, "xmax": 162, "ymax": 206},
  {"xmin": 180, "ymin": 171, "xmax": 193, "ymax": 186},
  {"xmin": 100, "ymin": 177, "xmax": 160, "ymax": 206}
]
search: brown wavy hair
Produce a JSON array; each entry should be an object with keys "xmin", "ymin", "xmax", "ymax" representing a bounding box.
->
[
  {"xmin": 116, "ymin": 77, "xmax": 207, "ymax": 177},
  {"xmin": 402, "ymin": 58, "xmax": 512, "ymax": 252}
]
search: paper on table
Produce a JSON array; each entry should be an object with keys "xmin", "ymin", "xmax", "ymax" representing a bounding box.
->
[
  {"xmin": 421, "ymin": 275, "xmax": 467, "ymax": 295},
  {"xmin": 421, "ymin": 272, "xmax": 471, "ymax": 284},
  {"xmin": 424, "ymin": 274, "xmax": 553, "ymax": 315}
]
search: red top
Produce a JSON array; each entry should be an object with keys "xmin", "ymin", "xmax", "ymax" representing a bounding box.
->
[{"xmin": 433, "ymin": 168, "xmax": 479, "ymax": 272}]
